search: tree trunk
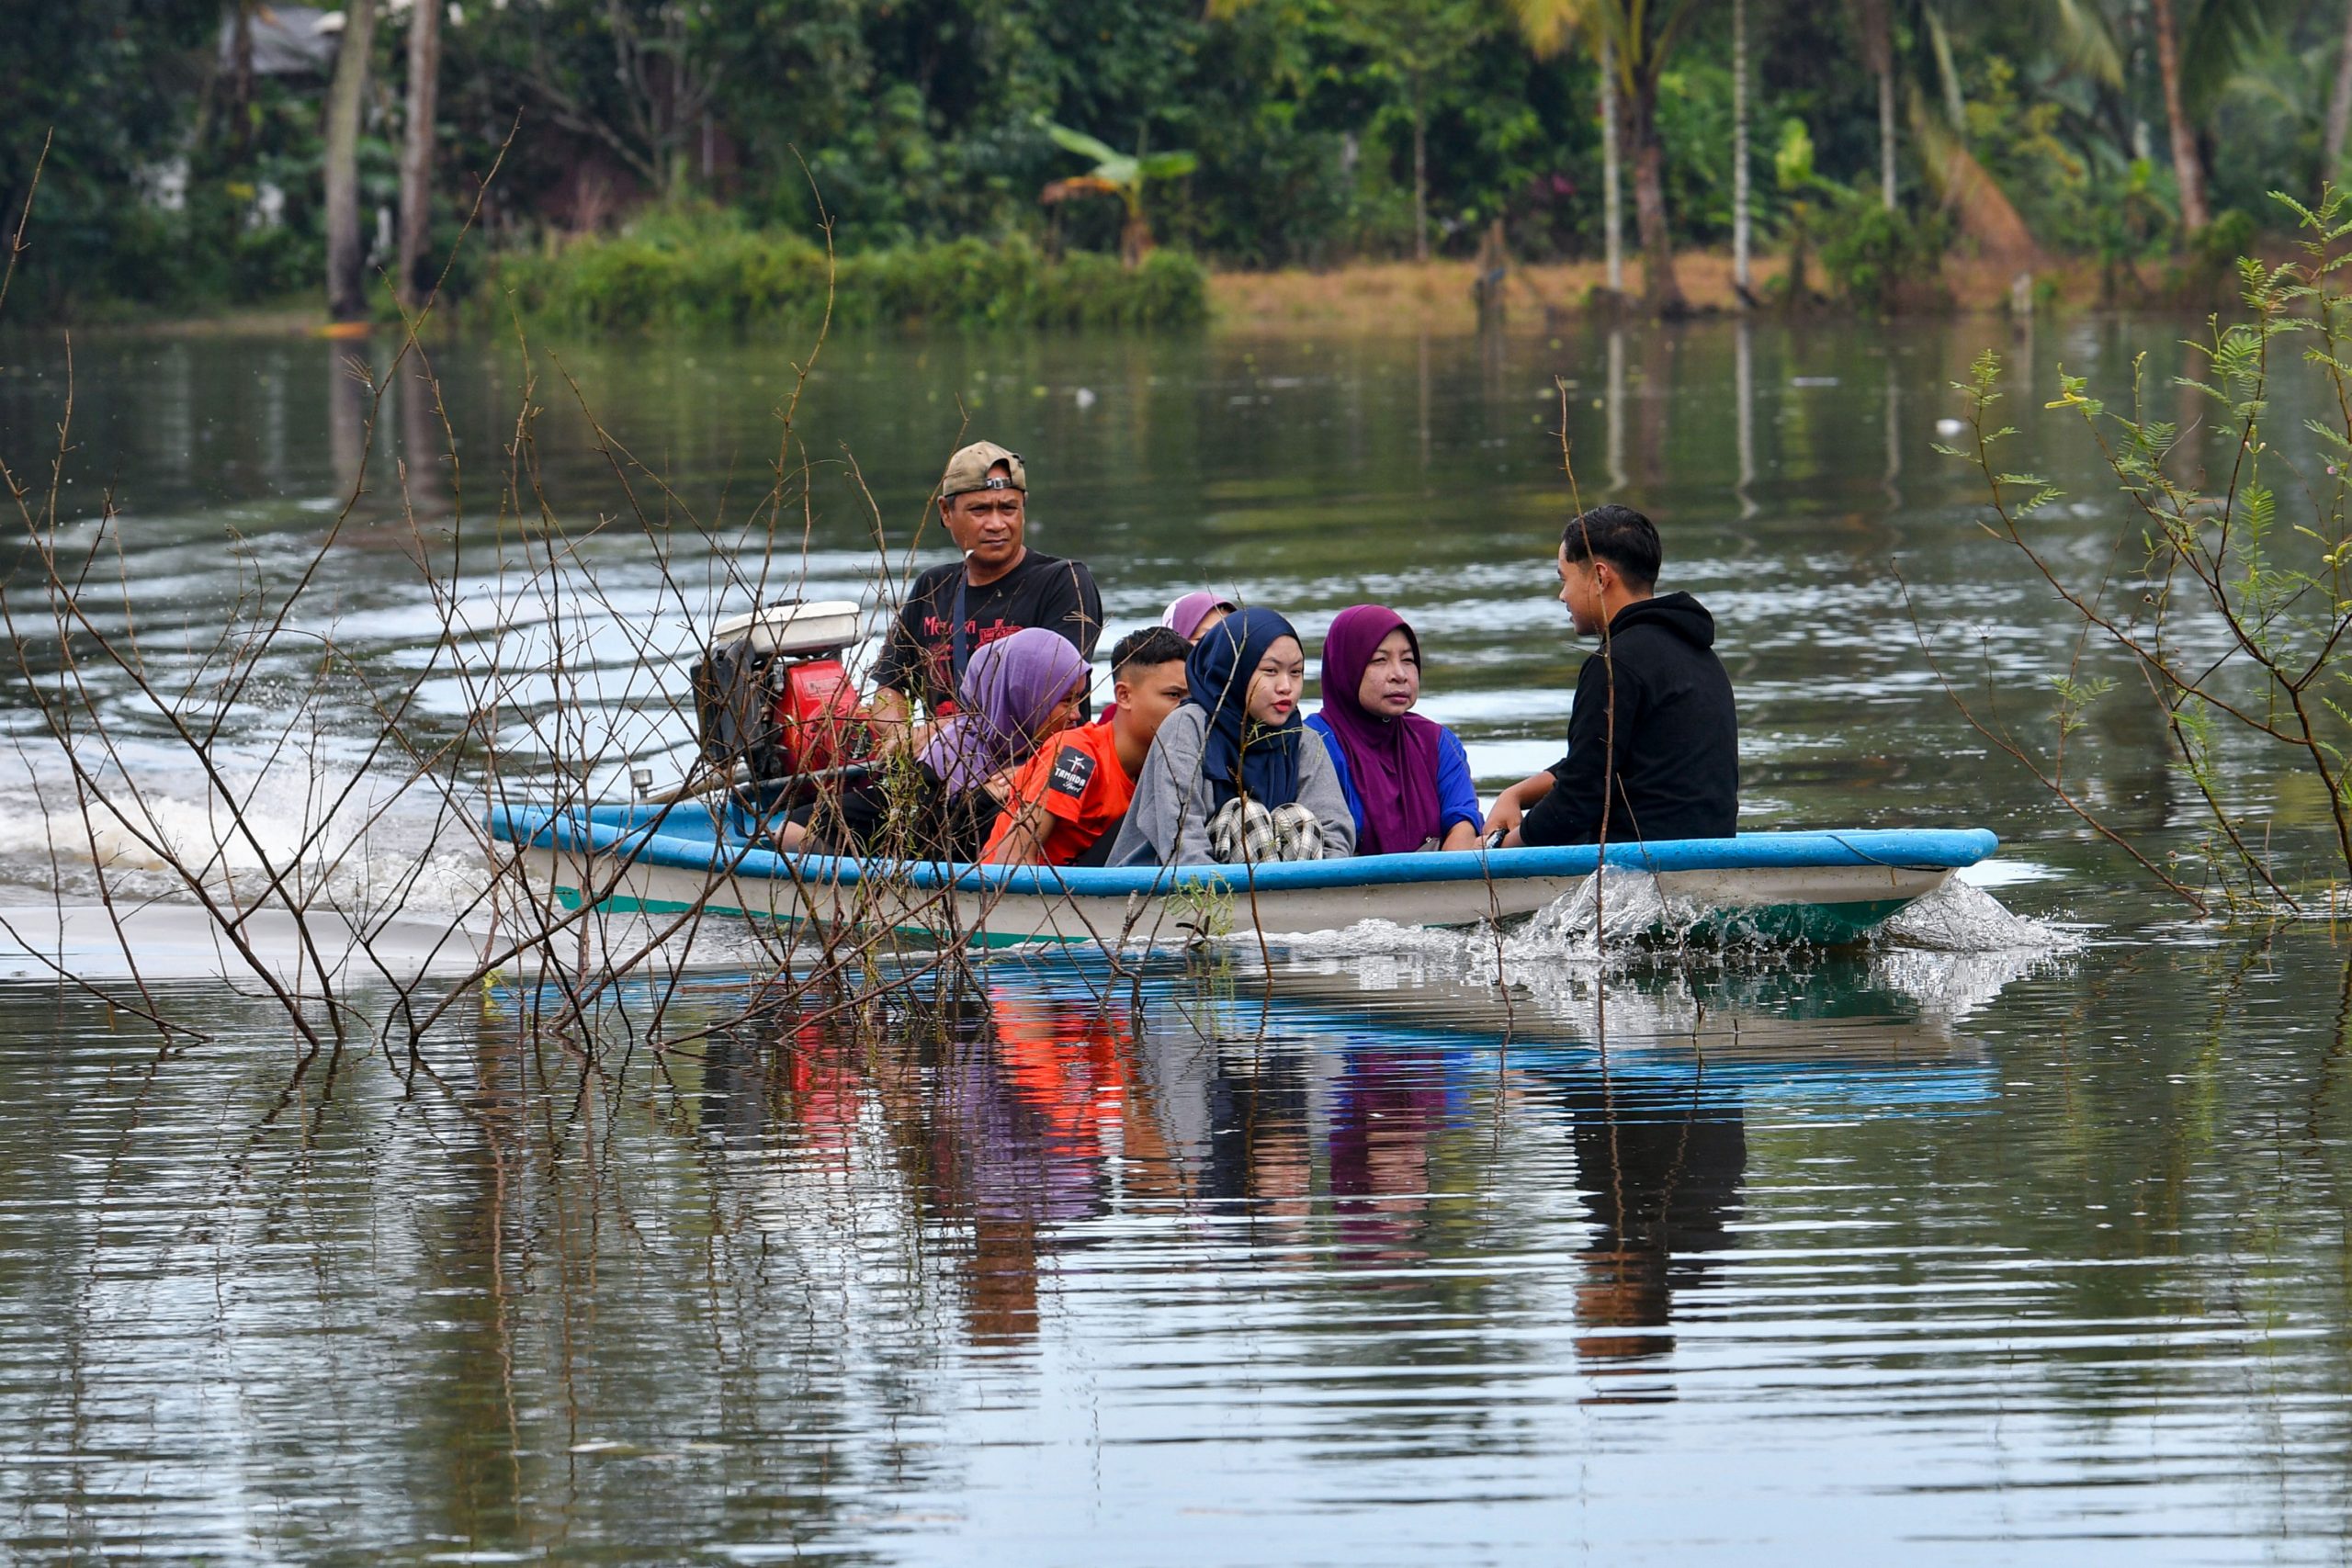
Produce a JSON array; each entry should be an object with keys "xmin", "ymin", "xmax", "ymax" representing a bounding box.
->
[
  {"xmin": 230, "ymin": 2, "xmax": 255, "ymax": 155},
  {"xmin": 324, "ymin": 0, "xmax": 379, "ymax": 322},
  {"xmin": 2149, "ymin": 0, "xmax": 2210, "ymax": 234},
  {"xmin": 1878, "ymin": 60, "xmax": 1896, "ymax": 209},
  {"xmin": 396, "ymin": 0, "xmax": 441, "ymax": 312},
  {"xmin": 1626, "ymin": 77, "xmax": 1685, "ymax": 315},
  {"xmin": 1411, "ymin": 92, "xmax": 1429, "ymax": 264},
  {"xmin": 1733, "ymin": 0, "xmax": 1750, "ymax": 299},
  {"xmin": 1600, "ymin": 36, "xmax": 1623, "ymax": 294},
  {"xmin": 1850, "ymin": 0, "xmax": 1895, "ymax": 209},
  {"xmin": 2325, "ymin": 0, "xmax": 2352, "ymax": 180}
]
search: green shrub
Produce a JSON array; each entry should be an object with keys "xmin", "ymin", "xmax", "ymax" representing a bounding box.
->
[
  {"xmin": 1818, "ymin": 202, "xmax": 1952, "ymax": 314},
  {"xmin": 480, "ymin": 214, "xmax": 1207, "ymax": 333}
]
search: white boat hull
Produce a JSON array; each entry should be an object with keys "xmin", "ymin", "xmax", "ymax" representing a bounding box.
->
[{"xmin": 502, "ymin": 840, "xmax": 1957, "ymax": 949}]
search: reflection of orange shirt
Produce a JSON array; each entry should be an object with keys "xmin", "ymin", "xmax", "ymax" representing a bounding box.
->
[
  {"xmin": 982, "ymin": 720, "xmax": 1136, "ymax": 865},
  {"xmin": 989, "ymin": 990, "xmax": 1133, "ymax": 1154}
]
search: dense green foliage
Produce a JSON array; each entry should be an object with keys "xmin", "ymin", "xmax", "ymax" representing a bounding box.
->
[
  {"xmin": 5, "ymin": 0, "xmax": 2352, "ymax": 318},
  {"xmin": 487, "ymin": 217, "xmax": 1208, "ymax": 330}
]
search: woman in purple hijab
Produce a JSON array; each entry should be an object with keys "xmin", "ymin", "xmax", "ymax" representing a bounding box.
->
[
  {"xmin": 1160, "ymin": 591, "xmax": 1238, "ymax": 643},
  {"xmin": 802, "ymin": 627, "xmax": 1090, "ymax": 862},
  {"xmin": 1306, "ymin": 605, "xmax": 1483, "ymax": 855}
]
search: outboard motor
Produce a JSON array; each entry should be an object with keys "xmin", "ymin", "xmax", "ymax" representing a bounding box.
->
[{"xmin": 692, "ymin": 600, "xmax": 871, "ymax": 783}]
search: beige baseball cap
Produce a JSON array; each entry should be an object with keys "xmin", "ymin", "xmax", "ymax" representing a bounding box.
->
[{"xmin": 938, "ymin": 440, "xmax": 1027, "ymax": 500}]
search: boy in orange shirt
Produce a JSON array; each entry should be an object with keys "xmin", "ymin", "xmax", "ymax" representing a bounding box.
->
[{"xmin": 985, "ymin": 626, "xmax": 1193, "ymax": 867}]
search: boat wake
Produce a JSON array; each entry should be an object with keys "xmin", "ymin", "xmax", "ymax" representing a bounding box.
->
[
  {"xmin": 0, "ymin": 761, "xmax": 492, "ymax": 916},
  {"xmin": 1253, "ymin": 866, "xmax": 2076, "ymax": 1021},
  {"xmin": 1266, "ymin": 866, "xmax": 2068, "ymax": 961}
]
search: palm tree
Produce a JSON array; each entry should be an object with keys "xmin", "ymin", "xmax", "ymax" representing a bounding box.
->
[
  {"xmin": 1508, "ymin": 0, "xmax": 1702, "ymax": 315},
  {"xmin": 1835, "ymin": 1, "xmax": 2039, "ymax": 260},
  {"xmin": 2149, "ymin": 0, "xmax": 2211, "ymax": 231},
  {"xmin": 2041, "ymin": 0, "xmax": 2294, "ymax": 239},
  {"xmin": 1042, "ymin": 125, "xmax": 1199, "ymax": 267}
]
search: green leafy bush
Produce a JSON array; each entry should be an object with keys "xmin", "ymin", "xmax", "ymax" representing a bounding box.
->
[
  {"xmin": 1817, "ymin": 201, "xmax": 1951, "ymax": 313},
  {"xmin": 483, "ymin": 214, "xmax": 1207, "ymax": 332}
]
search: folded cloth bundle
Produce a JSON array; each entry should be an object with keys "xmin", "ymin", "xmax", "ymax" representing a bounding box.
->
[{"xmin": 1207, "ymin": 798, "xmax": 1327, "ymax": 864}]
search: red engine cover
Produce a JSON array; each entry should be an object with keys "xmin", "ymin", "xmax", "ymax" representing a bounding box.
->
[{"xmin": 768, "ymin": 657, "xmax": 866, "ymax": 776}]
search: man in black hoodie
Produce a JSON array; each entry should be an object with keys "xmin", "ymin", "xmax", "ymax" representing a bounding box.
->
[{"xmin": 1486, "ymin": 505, "xmax": 1738, "ymax": 847}]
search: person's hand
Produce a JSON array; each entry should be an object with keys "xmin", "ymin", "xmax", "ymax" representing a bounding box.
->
[{"xmin": 1481, "ymin": 791, "xmax": 1524, "ymax": 835}]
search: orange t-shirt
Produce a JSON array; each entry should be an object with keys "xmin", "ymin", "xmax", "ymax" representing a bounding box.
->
[{"xmin": 983, "ymin": 720, "xmax": 1136, "ymax": 866}]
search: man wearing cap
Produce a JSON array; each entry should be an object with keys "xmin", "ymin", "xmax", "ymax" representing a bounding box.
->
[{"xmin": 868, "ymin": 441, "xmax": 1104, "ymax": 748}]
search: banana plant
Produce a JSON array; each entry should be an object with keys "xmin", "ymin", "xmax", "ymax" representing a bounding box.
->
[{"xmin": 1041, "ymin": 123, "xmax": 1198, "ymax": 267}]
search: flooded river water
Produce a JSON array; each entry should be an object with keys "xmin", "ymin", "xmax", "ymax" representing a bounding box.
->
[{"xmin": 2, "ymin": 320, "xmax": 2349, "ymax": 1562}]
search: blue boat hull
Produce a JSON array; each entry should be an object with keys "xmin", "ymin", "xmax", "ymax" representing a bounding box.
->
[{"xmin": 485, "ymin": 800, "xmax": 1998, "ymax": 949}]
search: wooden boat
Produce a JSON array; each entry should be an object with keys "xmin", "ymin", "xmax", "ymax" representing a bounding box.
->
[{"xmin": 486, "ymin": 799, "xmax": 1997, "ymax": 949}]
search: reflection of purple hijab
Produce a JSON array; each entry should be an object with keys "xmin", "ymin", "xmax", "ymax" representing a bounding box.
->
[
  {"xmin": 1317, "ymin": 604, "xmax": 1443, "ymax": 855},
  {"xmin": 919, "ymin": 626, "xmax": 1089, "ymax": 793},
  {"xmin": 1161, "ymin": 591, "xmax": 1238, "ymax": 641}
]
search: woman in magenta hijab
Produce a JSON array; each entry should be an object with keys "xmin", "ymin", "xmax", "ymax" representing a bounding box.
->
[{"xmin": 1306, "ymin": 605, "xmax": 1483, "ymax": 854}]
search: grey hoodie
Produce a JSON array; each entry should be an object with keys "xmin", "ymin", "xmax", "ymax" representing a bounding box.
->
[{"xmin": 1105, "ymin": 705, "xmax": 1357, "ymax": 867}]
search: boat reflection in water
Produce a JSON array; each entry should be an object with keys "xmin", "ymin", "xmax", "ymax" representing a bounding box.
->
[{"xmin": 679, "ymin": 941, "xmax": 2032, "ymax": 1396}]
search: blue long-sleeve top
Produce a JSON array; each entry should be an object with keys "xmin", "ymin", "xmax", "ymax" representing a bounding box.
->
[{"xmin": 1305, "ymin": 714, "xmax": 1483, "ymax": 852}]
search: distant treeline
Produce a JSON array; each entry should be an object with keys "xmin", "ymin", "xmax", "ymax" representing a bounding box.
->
[{"xmin": 6, "ymin": 2, "xmax": 2351, "ymax": 320}]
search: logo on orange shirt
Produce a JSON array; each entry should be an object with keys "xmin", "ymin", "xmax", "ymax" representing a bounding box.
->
[{"xmin": 1046, "ymin": 745, "xmax": 1095, "ymax": 800}]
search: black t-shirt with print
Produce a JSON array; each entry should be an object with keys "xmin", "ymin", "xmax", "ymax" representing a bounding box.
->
[{"xmin": 872, "ymin": 550, "xmax": 1103, "ymax": 716}]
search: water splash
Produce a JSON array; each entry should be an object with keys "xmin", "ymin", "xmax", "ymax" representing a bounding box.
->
[
  {"xmin": 1503, "ymin": 864, "xmax": 1684, "ymax": 953},
  {"xmin": 1260, "ymin": 864, "xmax": 2071, "ymax": 1026},
  {"xmin": 1876, "ymin": 874, "xmax": 2078, "ymax": 953}
]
